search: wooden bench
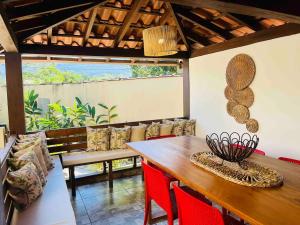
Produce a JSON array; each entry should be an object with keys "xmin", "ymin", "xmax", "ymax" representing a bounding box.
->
[
  {"xmin": 0, "ymin": 136, "xmax": 76, "ymax": 225},
  {"xmin": 45, "ymin": 118, "xmax": 186, "ymax": 197}
]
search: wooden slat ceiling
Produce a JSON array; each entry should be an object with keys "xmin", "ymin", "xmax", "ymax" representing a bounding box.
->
[{"xmin": 1, "ymin": 0, "xmax": 299, "ymax": 58}]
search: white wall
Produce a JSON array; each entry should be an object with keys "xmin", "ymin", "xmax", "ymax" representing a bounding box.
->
[
  {"xmin": 190, "ymin": 33, "xmax": 300, "ymax": 159},
  {"xmin": 0, "ymin": 76, "xmax": 183, "ymax": 125}
]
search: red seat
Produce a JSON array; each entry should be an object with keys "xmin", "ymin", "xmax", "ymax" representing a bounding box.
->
[
  {"xmin": 147, "ymin": 135, "xmax": 176, "ymax": 140},
  {"xmin": 142, "ymin": 161, "xmax": 211, "ymax": 225},
  {"xmin": 278, "ymin": 157, "xmax": 300, "ymax": 165},
  {"xmin": 173, "ymin": 184, "xmax": 224, "ymax": 225}
]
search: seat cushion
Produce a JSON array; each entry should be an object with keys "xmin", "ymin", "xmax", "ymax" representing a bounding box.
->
[
  {"xmin": 62, "ymin": 149, "xmax": 139, "ymax": 167},
  {"xmin": 11, "ymin": 156, "xmax": 76, "ymax": 225}
]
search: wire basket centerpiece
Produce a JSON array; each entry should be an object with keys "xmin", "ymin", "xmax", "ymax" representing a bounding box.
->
[{"xmin": 206, "ymin": 132, "xmax": 259, "ymax": 166}]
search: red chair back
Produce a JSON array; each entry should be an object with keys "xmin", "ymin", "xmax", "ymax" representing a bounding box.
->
[
  {"xmin": 142, "ymin": 161, "xmax": 173, "ymax": 212},
  {"xmin": 174, "ymin": 185, "xmax": 224, "ymax": 225},
  {"xmin": 278, "ymin": 157, "xmax": 300, "ymax": 165},
  {"xmin": 147, "ymin": 135, "xmax": 176, "ymax": 140}
]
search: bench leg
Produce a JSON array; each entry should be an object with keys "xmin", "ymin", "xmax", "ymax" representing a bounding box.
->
[
  {"xmin": 133, "ymin": 156, "xmax": 137, "ymax": 168},
  {"xmin": 69, "ymin": 167, "xmax": 76, "ymax": 197},
  {"xmin": 103, "ymin": 161, "xmax": 107, "ymax": 174},
  {"xmin": 108, "ymin": 160, "xmax": 113, "ymax": 189}
]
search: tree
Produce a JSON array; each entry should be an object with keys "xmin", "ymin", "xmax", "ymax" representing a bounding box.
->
[
  {"xmin": 23, "ymin": 64, "xmax": 87, "ymax": 84},
  {"xmin": 130, "ymin": 65, "xmax": 178, "ymax": 77}
]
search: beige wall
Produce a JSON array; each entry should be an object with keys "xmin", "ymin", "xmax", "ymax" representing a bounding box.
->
[
  {"xmin": 0, "ymin": 76, "xmax": 183, "ymax": 125},
  {"xmin": 190, "ymin": 33, "xmax": 300, "ymax": 159}
]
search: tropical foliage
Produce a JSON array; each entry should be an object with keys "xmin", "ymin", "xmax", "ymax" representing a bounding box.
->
[
  {"xmin": 131, "ymin": 65, "xmax": 178, "ymax": 77},
  {"xmin": 24, "ymin": 90, "xmax": 118, "ymax": 131}
]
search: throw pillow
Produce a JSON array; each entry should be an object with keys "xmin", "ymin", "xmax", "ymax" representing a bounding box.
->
[
  {"xmin": 160, "ymin": 124, "xmax": 173, "ymax": 136},
  {"xmin": 18, "ymin": 132, "xmax": 54, "ymax": 170},
  {"xmin": 163, "ymin": 120, "xmax": 185, "ymax": 136},
  {"xmin": 110, "ymin": 127, "xmax": 131, "ymax": 149},
  {"xmin": 86, "ymin": 127, "xmax": 110, "ymax": 151},
  {"xmin": 143, "ymin": 122, "xmax": 160, "ymax": 139},
  {"xmin": 8, "ymin": 151, "xmax": 47, "ymax": 186},
  {"xmin": 128, "ymin": 125, "xmax": 147, "ymax": 142},
  {"xmin": 13, "ymin": 142, "xmax": 48, "ymax": 176},
  {"xmin": 7, "ymin": 162, "xmax": 43, "ymax": 210}
]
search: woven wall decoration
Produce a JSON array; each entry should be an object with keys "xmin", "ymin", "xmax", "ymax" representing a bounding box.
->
[
  {"xmin": 232, "ymin": 105, "xmax": 250, "ymax": 124},
  {"xmin": 226, "ymin": 54, "xmax": 256, "ymax": 90},
  {"xmin": 225, "ymin": 54, "xmax": 259, "ymax": 133}
]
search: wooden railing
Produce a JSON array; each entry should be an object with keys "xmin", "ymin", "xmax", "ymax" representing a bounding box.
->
[{"xmin": 45, "ymin": 117, "xmax": 187, "ymax": 154}]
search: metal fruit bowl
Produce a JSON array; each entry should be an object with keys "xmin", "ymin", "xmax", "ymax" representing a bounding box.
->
[{"xmin": 206, "ymin": 132, "xmax": 259, "ymax": 164}]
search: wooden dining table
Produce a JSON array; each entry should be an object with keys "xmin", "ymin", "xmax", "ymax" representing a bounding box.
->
[{"xmin": 126, "ymin": 136, "xmax": 300, "ymax": 225}]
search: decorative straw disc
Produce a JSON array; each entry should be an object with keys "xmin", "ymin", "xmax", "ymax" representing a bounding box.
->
[
  {"xmin": 232, "ymin": 105, "xmax": 250, "ymax": 124},
  {"xmin": 226, "ymin": 54, "xmax": 256, "ymax": 90},
  {"xmin": 190, "ymin": 152, "xmax": 283, "ymax": 188},
  {"xmin": 227, "ymin": 101, "xmax": 238, "ymax": 116},
  {"xmin": 224, "ymin": 86, "xmax": 235, "ymax": 100},
  {"xmin": 234, "ymin": 87, "xmax": 254, "ymax": 107},
  {"xmin": 246, "ymin": 119, "xmax": 259, "ymax": 133}
]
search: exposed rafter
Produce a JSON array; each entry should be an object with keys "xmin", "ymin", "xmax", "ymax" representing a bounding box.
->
[
  {"xmin": 8, "ymin": 0, "xmax": 99, "ymax": 21},
  {"xmin": 166, "ymin": 2, "xmax": 189, "ymax": 51},
  {"xmin": 159, "ymin": 8, "xmax": 171, "ymax": 25},
  {"xmin": 169, "ymin": 0, "xmax": 300, "ymax": 24},
  {"xmin": 191, "ymin": 23, "xmax": 300, "ymax": 57},
  {"xmin": 112, "ymin": 0, "xmax": 147, "ymax": 48},
  {"xmin": 16, "ymin": 1, "xmax": 108, "ymax": 41},
  {"xmin": 83, "ymin": 7, "xmax": 98, "ymax": 46},
  {"xmin": 173, "ymin": 4, "xmax": 233, "ymax": 40},
  {"xmin": 0, "ymin": 2, "xmax": 18, "ymax": 52}
]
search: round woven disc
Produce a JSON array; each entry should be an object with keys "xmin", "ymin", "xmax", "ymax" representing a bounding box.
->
[
  {"xmin": 246, "ymin": 119, "xmax": 259, "ymax": 133},
  {"xmin": 234, "ymin": 87, "xmax": 254, "ymax": 107},
  {"xmin": 226, "ymin": 54, "xmax": 256, "ymax": 90},
  {"xmin": 224, "ymin": 86, "xmax": 235, "ymax": 100},
  {"xmin": 227, "ymin": 101, "xmax": 238, "ymax": 116},
  {"xmin": 232, "ymin": 105, "xmax": 250, "ymax": 124}
]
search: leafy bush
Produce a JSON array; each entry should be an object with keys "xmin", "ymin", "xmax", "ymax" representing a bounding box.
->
[{"xmin": 24, "ymin": 90, "xmax": 118, "ymax": 131}]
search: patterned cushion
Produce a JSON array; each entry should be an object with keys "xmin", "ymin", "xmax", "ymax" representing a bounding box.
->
[
  {"xmin": 18, "ymin": 131, "xmax": 54, "ymax": 170},
  {"xmin": 110, "ymin": 127, "xmax": 131, "ymax": 149},
  {"xmin": 13, "ymin": 141, "xmax": 48, "ymax": 176},
  {"xmin": 143, "ymin": 122, "xmax": 160, "ymax": 139},
  {"xmin": 182, "ymin": 119, "xmax": 196, "ymax": 135},
  {"xmin": 86, "ymin": 127, "xmax": 110, "ymax": 151},
  {"xmin": 9, "ymin": 151, "xmax": 47, "ymax": 186},
  {"xmin": 128, "ymin": 125, "xmax": 147, "ymax": 142},
  {"xmin": 160, "ymin": 124, "xmax": 173, "ymax": 136},
  {"xmin": 7, "ymin": 162, "xmax": 43, "ymax": 210},
  {"xmin": 163, "ymin": 120, "xmax": 185, "ymax": 136}
]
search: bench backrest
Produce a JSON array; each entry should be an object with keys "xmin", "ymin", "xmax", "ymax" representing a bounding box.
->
[
  {"xmin": 0, "ymin": 137, "xmax": 16, "ymax": 225},
  {"xmin": 46, "ymin": 118, "xmax": 186, "ymax": 155}
]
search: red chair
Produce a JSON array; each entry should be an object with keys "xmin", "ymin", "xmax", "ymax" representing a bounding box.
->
[
  {"xmin": 142, "ymin": 162, "xmax": 211, "ymax": 225},
  {"xmin": 147, "ymin": 135, "xmax": 176, "ymax": 140},
  {"xmin": 173, "ymin": 184, "xmax": 224, "ymax": 225},
  {"xmin": 278, "ymin": 157, "xmax": 300, "ymax": 165}
]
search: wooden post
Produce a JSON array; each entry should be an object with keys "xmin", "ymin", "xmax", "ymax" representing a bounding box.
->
[
  {"xmin": 182, "ymin": 59, "xmax": 190, "ymax": 118},
  {"xmin": 5, "ymin": 53, "xmax": 26, "ymax": 134}
]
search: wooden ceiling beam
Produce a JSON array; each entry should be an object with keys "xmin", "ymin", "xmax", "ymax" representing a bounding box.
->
[
  {"xmin": 0, "ymin": 2, "xmax": 18, "ymax": 52},
  {"xmin": 15, "ymin": 1, "xmax": 108, "ymax": 41},
  {"xmin": 99, "ymin": 4, "xmax": 163, "ymax": 16},
  {"xmin": 191, "ymin": 23, "xmax": 300, "ymax": 58},
  {"xmin": 166, "ymin": 2, "xmax": 189, "ymax": 51},
  {"xmin": 83, "ymin": 7, "xmax": 98, "ymax": 46},
  {"xmin": 169, "ymin": 0, "xmax": 300, "ymax": 24},
  {"xmin": 159, "ymin": 9, "xmax": 171, "ymax": 25},
  {"xmin": 7, "ymin": 0, "xmax": 99, "ymax": 21},
  {"xmin": 19, "ymin": 44, "xmax": 189, "ymax": 59},
  {"xmin": 47, "ymin": 28, "xmax": 52, "ymax": 45},
  {"xmin": 185, "ymin": 30, "xmax": 211, "ymax": 46},
  {"xmin": 228, "ymin": 13, "xmax": 264, "ymax": 31},
  {"xmin": 173, "ymin": 4, "xmax": 233, "ymax": 40},
  {"xmin": 112, "ymin": 0, "xmax": 147, "ymax": 48}
]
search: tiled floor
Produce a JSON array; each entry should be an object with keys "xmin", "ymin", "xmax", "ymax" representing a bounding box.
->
[{"xmin": 69, "ymin": 175, "xmax": 176, "ymax": 225}]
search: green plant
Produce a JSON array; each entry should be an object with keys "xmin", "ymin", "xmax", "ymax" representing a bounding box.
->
[
  {"xmin": 98, "ymin": 103, "xmax": 118, "ymax": 124},
  {"xmin": 24, "ymin": 90, "xmax": 42, "ymax": 131}
]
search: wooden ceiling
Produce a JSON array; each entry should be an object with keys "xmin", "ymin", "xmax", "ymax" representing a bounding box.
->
[{"xmin": 0, "ymin": 0, "xmax": 300, "ymax": 59}]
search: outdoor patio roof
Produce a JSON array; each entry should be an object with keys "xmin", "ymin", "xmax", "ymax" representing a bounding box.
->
[{"xmin": 0, "ymin": 0, "xmax": 300, "ymax": 58}]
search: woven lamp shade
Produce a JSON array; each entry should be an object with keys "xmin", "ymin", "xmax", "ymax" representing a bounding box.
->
[{"xmin": 143, "ymin": 25, "xmax": 178, "ymax": 56}]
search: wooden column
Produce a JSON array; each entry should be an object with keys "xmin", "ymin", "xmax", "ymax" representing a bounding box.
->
[
  {"xmin": 5, "ymin": 53, "xmax": 26, "ymax": 134},
  {"xmin": 182, "ymin": 59, "xmax": 190, "ymax": 118}
]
